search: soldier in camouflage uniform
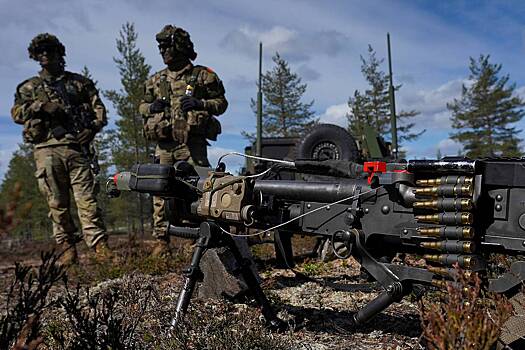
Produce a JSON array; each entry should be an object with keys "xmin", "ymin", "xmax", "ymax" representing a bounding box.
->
[
  {"xmin": 11, "ymin": 33, "xmax": 112, "ymax": 265},
  {"xmin": 139, "ymin": 25, "xmax": 228, "ymax": 256}
]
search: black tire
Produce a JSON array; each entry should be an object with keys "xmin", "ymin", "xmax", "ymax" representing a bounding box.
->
[{"xmin": 297, "ymin": 124, "xmax": 360, "ymax": 162}]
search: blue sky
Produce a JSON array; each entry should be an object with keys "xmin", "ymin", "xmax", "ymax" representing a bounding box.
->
[{"xmin": 1, "ymin": 0, "xmax": 524, "ymax": 181}]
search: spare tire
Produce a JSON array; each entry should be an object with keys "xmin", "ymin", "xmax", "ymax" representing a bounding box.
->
[{"xmin": 297, "ymin": 124, "xmax": 360, "ymax": 162}]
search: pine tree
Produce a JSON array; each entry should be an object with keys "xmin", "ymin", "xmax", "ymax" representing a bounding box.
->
[
  {"xmin": 0, "ymin": 144, "xmax": 51, "ymax": 240},
  {"xmin": 436, "ymin": 148, "xmax": 442, "ymax": 160},
  {"xmin": 448, "ymin": 55, "xmax": 525, "ymax": 158},
  {"xmin": 347, "ymin": 45, "xmax": 423, "ymax": 148},
  {"xmin": 246, "ymin": 52, "xmax": 317, "ymax": 140},
  {"xmin": 103, "ymin": 22, "xmax": 152, "ymax": 234},
  {"xmin": 81, "ymin": 66, "xmax": 97, "ymax": 84}
]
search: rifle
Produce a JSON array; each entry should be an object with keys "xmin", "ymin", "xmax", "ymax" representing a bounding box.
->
[
  {"xmin": 46, "ymin": 79, "xmax": 100, "ymax": 175},
  {"xmin": 107, "ymin": 157, "xmax": 525, "ymax": 329}
]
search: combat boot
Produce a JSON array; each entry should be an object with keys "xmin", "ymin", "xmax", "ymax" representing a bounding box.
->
[
  {"xmin": 151, "ymin": 237, "xmax": 171, "ymax": 258},
  {"xmin": 93, "ymin": 240, "xmax": 115, "ymax": 263},
  {"xmin": 58, "ymin": 241, "xmax": 79, "ymax": 267}
]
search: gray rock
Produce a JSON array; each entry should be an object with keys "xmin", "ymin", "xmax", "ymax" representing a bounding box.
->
[{"xmin": 198, "ymin": 237, "xmax": 260, "ymax": 300}]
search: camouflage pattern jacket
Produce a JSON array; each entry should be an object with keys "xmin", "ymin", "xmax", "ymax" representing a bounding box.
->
[
  {"xmin": 11, "ymin": 70, "xmax": 107, "ymax": 148},
  {"xmin": 139, "ymin": 63, "xmax": 227, "ymax": 144}
]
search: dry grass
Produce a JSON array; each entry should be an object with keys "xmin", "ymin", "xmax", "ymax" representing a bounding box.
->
[{"xmin": 420, "ymin": 265, "xmax": 513, "ymax": 350}]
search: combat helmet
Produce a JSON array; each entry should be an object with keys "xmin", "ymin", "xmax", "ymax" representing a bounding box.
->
[
  {"xmin": 156, "ymin": 25, "xmax": 197, "ymax": 61},
  {"xmin": 28, "ymin": 33, "xmax": 66, "ymax": 60}
]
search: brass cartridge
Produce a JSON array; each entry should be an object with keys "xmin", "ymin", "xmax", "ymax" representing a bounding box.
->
[
  {"xmin": 427, "ymin": 266, "xmax": 450, "ymax": 277},
  {"xmin": 416, "ymin": 212, "xmax": 473, "ymax": 225},
  {"xmin": 423, "ymin": 254, "xmax": 476, "ymax": 269},
  {"xmin": 431, "ymin": 279, "xmax": 449, "ymax": 289},
  {"xmin": 431, "ymin": 279, "xmax": 469, "ymax": 292},
  {"xmin": 420, "ymin": 240, "xmax": 476, "ymax": 253},
  {"xmin": 416, "ymin": 176, "xmax": 473, "ymax": 187},
  {"xmin": 413, "ymin": 198, "xmax": 473, "ymax": 211},
  {"xmin": 418, "ymin": 226, "xmax": 474, "ymax": 239},
  {"xmin": 427, "ymin": 266, "xmax": 473, "ymax": 279},
  {"xmin": 414, "ymin": 184, "xmax": 473, "ymax": 197}
]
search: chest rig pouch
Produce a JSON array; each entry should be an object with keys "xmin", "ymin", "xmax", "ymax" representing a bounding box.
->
[
  {"xmin": 22, "ymin": 78, "xmax": 56, "ymax": 144},
  {"xmin": 144, "ymin": 74, "xmax": 173, "ymax": 142},
  {"xmin": 185, "ymin": 67, "xmax": 221, "ymax": 142},
  {"xmin": 144, "ymin": 66, "xmax": 222, "ymax": 143}
]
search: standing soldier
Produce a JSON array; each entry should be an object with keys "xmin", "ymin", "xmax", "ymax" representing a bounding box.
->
[
  {"xmin": 139, "ymin": 25, "xmax": 228, "ymax": 256},
  {"xmin": 11, "ymin": 33, "xmax": 112, "ymax": 265}
]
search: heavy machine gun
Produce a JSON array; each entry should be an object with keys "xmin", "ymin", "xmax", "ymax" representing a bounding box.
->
[{"xmin": 107, "ymin": 156, "xmax": 525, "ymax": 330}]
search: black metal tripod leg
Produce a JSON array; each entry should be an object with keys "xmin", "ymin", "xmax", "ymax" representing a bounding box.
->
[
  {"xmin": 223, "ymin": 234, "xmax": 287, "ymax": 331},
  {"xmin": 172, "ymin": 235, "xmax": 207, "ymax": 327}
]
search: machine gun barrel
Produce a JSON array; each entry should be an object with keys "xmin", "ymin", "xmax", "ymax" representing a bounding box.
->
[{"xmin": 253, "ymin": 179, "xmax": 370, "ymax": 202}]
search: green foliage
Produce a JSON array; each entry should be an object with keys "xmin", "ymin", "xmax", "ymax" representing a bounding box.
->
[
  {"xmin": 0, "ymin": 144, "xmax": 50, "ymax": 240},
  {"xmin": 347, "ymin": 45, "xmax": 423, "ymax": 150},
  {"xmin": 103, "ymin": 22, "xmax": 152, "ymax": 168},
  {"xmin": 102, "ymin": 22, "xmax": 153, "ymax": 234},
  {"xmin": 246, "ymin": 52, "xmax": 318, "ymax": 140},
  {"xmin": 448, "ymin": 54, "xmax": 525, "ymax": 158},
  {"xmin": 301, "ymin": 261, "xmax": 326, "ymax": 276},
  {"xmin": 80, "ymin": 65, "xmax": 97, "ymax": 85}
]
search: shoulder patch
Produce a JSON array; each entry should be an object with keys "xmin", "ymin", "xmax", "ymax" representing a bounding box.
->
[{"xmin": 206, "ymin": 67, "xmax": 215, "ymax": 73}]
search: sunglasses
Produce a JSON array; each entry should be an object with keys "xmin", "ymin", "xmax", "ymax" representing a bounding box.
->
[
  {"xmin": 158, "ymin": 43, "xmax": 172, "ymax": 50},
  {"xmin": 34, "ymin": 45, "xmax": 58, "ymax": 55}
]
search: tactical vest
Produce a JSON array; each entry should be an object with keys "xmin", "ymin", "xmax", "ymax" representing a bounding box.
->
[
  {"xmin": 143, "ymin": 65, "xmax": 221, "ymax": 144},
  {"xmin": 21, "ymin": 74, "xmax": 95, "ymax": 145}
]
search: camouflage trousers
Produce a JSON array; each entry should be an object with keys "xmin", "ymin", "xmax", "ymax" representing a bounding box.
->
[
  {"xmin": 34, "ymin": 145, "xmax": 106, "ymax": 248},
  {"xmin": 153, "ymin": 139, "xmax": 209, "ymax": 239}
]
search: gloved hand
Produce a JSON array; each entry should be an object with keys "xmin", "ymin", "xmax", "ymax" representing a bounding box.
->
[
  {"xmin": 42, "ymin": 102, "xmax": 62, "ymax": 115},
  {"xmin": 180, "ymin": 96, "xmax": 204, "ymax": 113},
  {"xmin": 149, "ymin": 99, "xmax": 169, "ymax": 114},
  {"xmin": 76, "ymin": 128, "xmax": 95, "ymax": 144}
]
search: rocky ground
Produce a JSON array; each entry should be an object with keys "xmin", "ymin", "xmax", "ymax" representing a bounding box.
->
[
  {"xmin": 1, "ymin": 235, "xmax": 425, "ymax": 349},
  {"xmin": 258, "ymin": 257, "xmax": 422, "ymax": 349}
]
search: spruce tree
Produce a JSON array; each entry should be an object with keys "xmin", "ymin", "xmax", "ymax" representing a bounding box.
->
[
  {"xmin": 246, "ymin": 52, "xmax": 317, "ymax": 140},
  {"xmin": 80, "ymin": 66, "xmax": 113, "ymax": 226},
  {"xmin": 347, "ymin": 45, "xmax": 423, "ymax": 148},
  {"xmin": 103, "ymin": 22, "xmax": 152, "ymax": 234},
  {"xmin": 0, "ymin": 144, "xmax": 51, "ymax": 239},
  {"xmin": 448, "ymin": 55, "xmax": 524, "ymax": 158}
]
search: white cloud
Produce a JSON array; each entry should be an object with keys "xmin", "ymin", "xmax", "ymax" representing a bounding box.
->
[
  {"xmin": 517, "ymin": 85, "xmax": 525, "ymax": 99},
  {"xmin": 397, "ymin": 78, "xmax": 466, "ymax": 134},
  {"xmin": 220, "ymin": 25, "xmax": 349, "ymax": 62},
  {"xmin": 401, "ymin": 78, "xmax": 465, "ymax": 116},
  {"xmin": 404, "ymin": 137, "xmax": 462, "ymax": 160},
  {"xmin": 437, "ymin": 138, "xmax": 462, "ymax": 156},
  {"xmin": 317, "ymin": 103, "xmax": 348, "ymax": 127}
]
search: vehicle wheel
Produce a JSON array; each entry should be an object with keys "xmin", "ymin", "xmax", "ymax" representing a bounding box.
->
[{"xmin": 297, "ymin": 124, "xmax": 360, "ymax": 162}]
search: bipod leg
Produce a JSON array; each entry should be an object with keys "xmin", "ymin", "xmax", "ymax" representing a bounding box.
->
[
  {"xmin": 171, "ymin": 222, "xmax": 212, "ymax": 328},
  {"xmin": 219, "ymin": 227, "xmax": 287, "ymax": 331}
]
